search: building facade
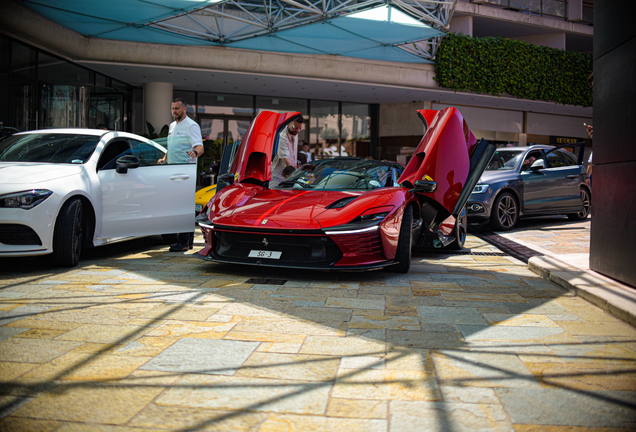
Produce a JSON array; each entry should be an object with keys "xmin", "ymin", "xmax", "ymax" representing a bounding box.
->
[{"xmin": 1, "ymin": 0, "xmax": 593, "ymax": 162}]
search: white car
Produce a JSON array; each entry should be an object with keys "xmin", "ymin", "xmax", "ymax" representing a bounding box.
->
[{"xmin": 0, "ymin": 129, "xmax": 197, "ymax": 267}]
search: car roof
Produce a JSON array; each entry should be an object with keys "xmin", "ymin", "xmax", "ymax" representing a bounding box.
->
[
  {"xmin": 13, "ymin": 128, "xmax": 153, "ymax": 142},
  {"xmin": 496, "ymin": 145, "xmax": 554, "ymax": 152}
]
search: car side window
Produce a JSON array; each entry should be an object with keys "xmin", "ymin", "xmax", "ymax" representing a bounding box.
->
[
  {"xmin": 129, "ymin": 139, "xmax": 164, "ymax": 167},
  {"xmin": 97, "ymin": 139, "xmax": 132, "ymax": 170},
  {"xmin": 545, "ymin": 151, "xmax": 567, "ymax": 169},
  {"xmin": 521, "ymin": 151, "xmax": 542, "ymax": 171},
  {"xmin": 561, "ymin": 150, "xmax": 578, "ymax": 166}
]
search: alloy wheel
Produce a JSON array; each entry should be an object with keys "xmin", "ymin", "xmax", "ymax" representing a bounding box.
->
[{"xmin": 497, "ymin": 195, "xmax": 518, "ymax": 229}]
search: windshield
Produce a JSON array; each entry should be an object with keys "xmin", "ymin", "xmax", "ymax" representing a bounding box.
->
[
  {"xmin": 0, "ymin": 133, "xmax": 100, "ymax": 164},
  {"xmin": 273, "ymin": 158, "xmax": 403, "ymax": 191},
  {"xmin": 485, "ymin": 150, "xmax": 525, "ymax": 171}
]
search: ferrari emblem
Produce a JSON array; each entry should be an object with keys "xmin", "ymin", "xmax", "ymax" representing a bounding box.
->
[
  {"xmin": 262, "ymin": 238, "xmax": 269, "ymax": 247},
  {"xmin": 261, "ymin": 219, "xmax": 268, "ymax": 224},
  {"xmin": 422, "ymin": 174, "xmax": 434, "ymax": 182}
]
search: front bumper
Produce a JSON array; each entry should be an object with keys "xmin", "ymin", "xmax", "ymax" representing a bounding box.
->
[
  {"xmin": 466, "ymin": 199, "xmax": 491, "ymax": 222},
  {"xmin": 196, "ymin": 223, "xmax": 394, "ymax": 270}
]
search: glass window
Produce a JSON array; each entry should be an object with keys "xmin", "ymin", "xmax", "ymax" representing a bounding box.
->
[
  {"xmin": 11, "ymin": 41, "xmax": 36, "ymax": 79},
  {"xmin": 342, "ymin": 103, "xmax": 370, "ymax": 158},
  {"xmin": 38, "ymin": 52, "xmax": 93, "ymax": 86},
  {"xmin": 198, "ymin": 93, "xmax": 253, "ymax": 116},
  {"xmin": 310, "ymin": 100, "xmax": 340, "ymax": 158},
  {"xmin": 273, "ymin": 158, "xmax": 403, "ymax": 191},
  {"xmin": 129, "ymin": 139, "xmax": 165, "ymax": 167},
  {"xmin": 0, "ymin": 35, "xmax": 10, "ymax": 73},
  {"xmin": 561, "ymin": 150, "xmax": 578, "ymax": 166},
  {"xmin": 41, "ymin": 85, "xmax": 88, "ymax": 128},
  {"xmin": 545, "ymin": 151, "xmax": 567, "ymax": 168},
  {"xmin": 256, "ymin": 96, "xmax": 306, "ymax": 115},
  {"xmin": 0, "ymin": 133, "xmax": 99, "ymax": 164},
  {"xmin": 89, "ymin": 93, "xmax": 123, "ymax": 131}
]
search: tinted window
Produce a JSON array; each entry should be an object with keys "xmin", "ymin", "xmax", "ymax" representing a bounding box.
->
[
  {"xmin": 0, "ymin": 133, "xmax": 99, "ymax": 163},
  {"xmin": 274, "ymin": 158, "xmax": 403, "ymax": 191},
  {"xmin": 98, "ymin": 139, "xmax": 131, "ymax": 170},
  {"xmin": 545, "ymin": 151, "xmax": 567, "ymax": 168},
  {"xmin": 486, "ymin": 150, "xmax": 524, "ymax": 171},
  {"xmin": 561, "ymin": 150, "xmax": 578, "ymax": 166},
  {"xmin": 130, "ymin": 139, "xmax": 165, "ymax": 167}
]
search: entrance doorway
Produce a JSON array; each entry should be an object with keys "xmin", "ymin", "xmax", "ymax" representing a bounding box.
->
[{"xmin": 198, "ymin": 114, "xmax": 253, "ymax": 185}]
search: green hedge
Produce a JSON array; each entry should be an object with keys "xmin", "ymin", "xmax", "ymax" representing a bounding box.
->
[{"xmin": 434, "ymin": 33, "xmax": 592, "ymax": 107}]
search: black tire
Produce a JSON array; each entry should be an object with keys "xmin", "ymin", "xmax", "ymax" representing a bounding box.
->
[
  {"xmin": 567, "ymin": 187, "xmax": 591, "ymax": 221},
  {"xmin": 51, "ymin": 198, "xmax": 84, "ymax": 267},
  {"xmin": 489, "ymin": 191, "xmax": 518, "ymax": 231},
  {"xmin": 391, "ymin": 205, "xmax": 412, "ymax": 273},
  {"xmin": 446, "ymin": 209, "xmax": 467, "ymax": 250},
  {"xmin": 162, "ymin": 234, "xmax": 179, "ymax": 245}
]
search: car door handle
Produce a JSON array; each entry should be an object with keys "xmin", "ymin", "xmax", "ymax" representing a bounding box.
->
[
  {"xmin": 170, "ymin": 174, "xmax": 191, "ymax": 180},
  {"xmin": 565, "ymin": 175, "xmax": 579, "ymax": 179}
]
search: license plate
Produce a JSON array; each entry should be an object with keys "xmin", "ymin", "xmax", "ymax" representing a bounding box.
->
[
  {"xmin": 249, "ymin": 250, "xmax": 282, "ymax": 259},
  {"xmin": 195, "ymin": 204, "xmax": 203, "ymax": 213}
]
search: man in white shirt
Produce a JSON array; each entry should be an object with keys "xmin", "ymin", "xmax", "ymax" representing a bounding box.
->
[
  {"xmin": 159, "ymin": 98, "xmax": 204, "ymax": 252},
  {"xmin": 271, "ymin": 115, "xmax": 304, "ymax": 186},
  {"xmin": 299, "ymin": 142, "xmax": 312, "ymax": 163}
]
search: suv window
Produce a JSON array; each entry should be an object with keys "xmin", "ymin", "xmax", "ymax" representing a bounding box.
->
[
  {"xmin": 561, "ymin": 150, "xmax": 578, "ymax": 166},
  {"xmin": 545, "ymin": 151, "xmax": 567, "ymax": 168}
]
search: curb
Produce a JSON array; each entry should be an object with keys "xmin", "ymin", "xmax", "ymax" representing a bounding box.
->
[{"xmin": 528, "ymin": 256, "xmax": 636, "ymax": 327}]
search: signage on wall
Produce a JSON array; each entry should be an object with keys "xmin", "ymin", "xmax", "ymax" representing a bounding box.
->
[{"xmin": 549, "ymin": 136, "xmax": 580, "ymax": 145}]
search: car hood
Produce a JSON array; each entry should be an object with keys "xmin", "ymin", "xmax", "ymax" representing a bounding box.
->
[
  {"xmin": 477, "ymin": 170, "xmax": 517, "ymax": 184},
  {"xmin": 211, "ymin": 186, "xmax": 373, "ymax": 230},
  {"xmin": 0, "ymin": 163, "xmax": 84, "ymax": 185}
]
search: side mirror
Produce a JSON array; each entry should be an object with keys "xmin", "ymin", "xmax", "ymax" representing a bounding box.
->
[
  {"xmin": 218, "ymin": 172, "xmax": 235, "ymax": 185},
  {"xmin": 530, "ymin": 159, "xmax": 545, "ymax": 170},
  {"xmin": 410, "ymin": 180, "xmax": 438, "ymax": 193},
  {"xmin": 115, "ymin": 155, "xmax": 140, "ymax": 174}
]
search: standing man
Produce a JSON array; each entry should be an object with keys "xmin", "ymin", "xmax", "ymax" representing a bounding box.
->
[
  {"xmin": 159, "ymin": 98, "xmax": 204, "ymax": 252},
  {"xmin": 300, "ymin": 142, "xmax": 312, "ymax": 163},
  {"xmin": 271, "ymin": 115, "xmax": 304, "ymax": 185}
]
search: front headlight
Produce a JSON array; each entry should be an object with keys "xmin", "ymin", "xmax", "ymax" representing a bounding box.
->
[
  {"xmin": 0, "ymin": 189, "xmax": 53, "ymax": 209},
  {"xmin": 323, "ymin": 205, "xmax": 393, "ymax": 234},
  {"xmin": 472, "ymin": 184, "xmax": 489, "ymax": 194}
]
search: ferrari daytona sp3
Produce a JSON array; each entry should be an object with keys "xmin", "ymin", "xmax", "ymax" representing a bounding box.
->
[{"xmin": 195, "ymin": 107, "xmax": 495, "ymax": 273}]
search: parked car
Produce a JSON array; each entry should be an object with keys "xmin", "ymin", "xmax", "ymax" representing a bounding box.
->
[
  {"xmin": 467, "ymin": 144, "xmax": 591, "ymax": 231},
  {"xmin": 0, "ymin": 129, "xmax": 197, "ymax": 267},
  {"xmin": 194, "ymin": 107, "xmax": 495, "ymax": 273},
  {"xmin": 195, "ymin": 184, "xmax": 216, "ymax": 215}
]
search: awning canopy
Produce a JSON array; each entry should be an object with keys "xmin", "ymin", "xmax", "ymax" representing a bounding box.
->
[{"xmin": 22, "ymin": 0, "xmax": 457, "ymax": 63}]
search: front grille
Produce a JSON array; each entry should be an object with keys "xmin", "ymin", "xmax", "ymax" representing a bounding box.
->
[
  {"xmin": 0, "ymin": 224, "xmax": 42, "ymax": 246},
  {"xmin": 214, "ymin": 230, "xmax": 342, "ymax": 265},
  {"xmin": 333, "ymin": 230, "xmax": 384, "ymax": 255}
]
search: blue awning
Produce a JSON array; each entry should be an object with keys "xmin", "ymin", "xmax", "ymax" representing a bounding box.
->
[{"xmin": 22, "ymin": 0, "xmax": 448, "ymax": 63}]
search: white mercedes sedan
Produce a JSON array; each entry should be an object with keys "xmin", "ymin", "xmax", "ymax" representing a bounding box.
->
[{"xmin": 0, "ymin": 129, "xmax": 197, "ymax": 267}]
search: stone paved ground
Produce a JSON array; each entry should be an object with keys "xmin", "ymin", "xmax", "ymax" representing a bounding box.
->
[{"xmin": 1, "ymin": 229, "xmax": 635, "ymax": 431}]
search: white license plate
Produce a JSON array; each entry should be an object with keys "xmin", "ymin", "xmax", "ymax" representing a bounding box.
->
[{"xmin": 248, "ymin": 250, "xmax": 282, "ymax": 259}]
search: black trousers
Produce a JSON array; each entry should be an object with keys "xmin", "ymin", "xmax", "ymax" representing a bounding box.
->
[{"xmin": 178, "ymin": 232, "xmax": 194, "ymax": 247}]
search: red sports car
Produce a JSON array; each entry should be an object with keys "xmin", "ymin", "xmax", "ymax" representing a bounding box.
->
[{"xmin": 195, "ymin": 107, "xmax": 495, "ymax": 273}]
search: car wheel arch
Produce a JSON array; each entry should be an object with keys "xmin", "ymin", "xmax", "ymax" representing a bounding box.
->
[
  {"xmin": 495, "ymin": 187, "xmax": 523, "ymax": 215},
  {"xmin": 55, "ymin": 194, "xmax": 96, "ymax": 249}
]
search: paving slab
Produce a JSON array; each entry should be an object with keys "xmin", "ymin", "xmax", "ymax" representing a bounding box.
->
[{"xmin": 0, "ymin": 227, "xmax": 634, "ymax": 430}]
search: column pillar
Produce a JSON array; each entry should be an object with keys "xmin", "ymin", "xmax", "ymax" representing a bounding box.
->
[{"xmin": 143, "ymin": 82, "xmax": 173, "ymax": 135}]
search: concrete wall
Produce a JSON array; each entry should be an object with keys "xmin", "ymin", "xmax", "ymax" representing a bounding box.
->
[
  {"xmin": 589, "ymin": 1, "xmax": 636, "ymax": 287},
  {"xmin": 432, "ymin": 103, "xmax": 523, "ymax": 134},
  {"xmin": 379, "ymin": 102, "xmax": 429, "ymax": 137},
  {"xmin": 527, "ymin": 112, "xmax": 592, "ymax": 138}
]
